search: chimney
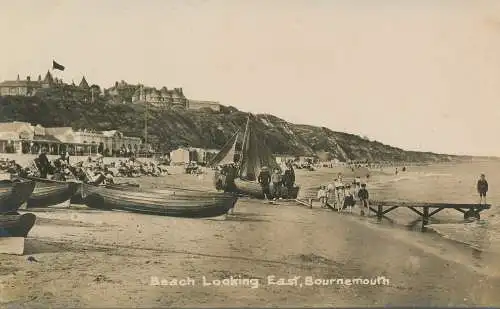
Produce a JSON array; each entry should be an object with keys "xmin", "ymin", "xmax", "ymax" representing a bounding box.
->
[
  {"xmin": 26, "ymin": 76, "xmax": 30, "ymax": 82},
  {"xmin": 38, "ymin": 75, "xmax": 41, "ymax": 81},
  {"xmin": 16, "ymin": 74, "xmax": 20, "ymax": 81}
]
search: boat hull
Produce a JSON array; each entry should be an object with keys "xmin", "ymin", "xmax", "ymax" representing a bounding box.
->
[
  {"xmin": 0, "ymin": 180, "xmax": 36, "ymax": 214},
  {"xmin": 0, "ymin": 213, "xmax": 37, "ymax": 237},
  {"xmin": 70, "ymin": 182, "xmax": 139, "ymax": 204},
  {"xmin": 82, "ymin": 184, "xmax": 238, "ymax": 218},
  {"xmin": 234, "ymin": 179, "xmax": 300, "ymax": 199},
  {"xmin": 18, "ymin": 177, "xmax": 80, "ymax": 208}
]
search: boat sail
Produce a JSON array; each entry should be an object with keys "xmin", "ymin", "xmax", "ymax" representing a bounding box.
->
[
  {"xmin": 208, "ymin": 129, "xmax": 240, "ymax": 167},
  {"xmin": 238, "ymin": 116, "xmax": 280, "ymax": 180},
  {"xmin": 212, "ymin": 115, "xmax": 299, "ymax": 199}
]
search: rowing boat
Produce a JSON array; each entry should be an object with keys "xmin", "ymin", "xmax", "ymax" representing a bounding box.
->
[
  {"xmin": 71, "ymin": 181, "xmax": 139, "ymax": 204},
  {"xmin": 17, "ymin": 176, "xmax": 80, "ymax": 208},
  {"xmin": 0, "ymin": 180, "xmax": 36, "ymax": 214},
  {"xmin": 82, "ymin": 183, "xmax": 238, "ymax": 218},
  {"xmin": 0, "ymin": 213, "xmax": 37, "ymax": 237}
]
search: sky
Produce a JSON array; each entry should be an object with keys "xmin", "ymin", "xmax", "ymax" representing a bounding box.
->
[{"xmin": 2, "ymin": 0, "xmax": 500, "ymax": 156}]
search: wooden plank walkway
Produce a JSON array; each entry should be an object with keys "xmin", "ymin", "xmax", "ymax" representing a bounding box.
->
[{"xmin": 295, "ymin": 198, "xmax": 491, "ymax": 229}]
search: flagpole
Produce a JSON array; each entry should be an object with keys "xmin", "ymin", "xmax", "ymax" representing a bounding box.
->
[{"xmin": 143, "ymin": 85, "xmax": 148, "ymax": 159}]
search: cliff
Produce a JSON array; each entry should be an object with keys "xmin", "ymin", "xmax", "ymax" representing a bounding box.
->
[{"xmin": 0, "ymin": 94, "xmax": 472, "ymax": 162}]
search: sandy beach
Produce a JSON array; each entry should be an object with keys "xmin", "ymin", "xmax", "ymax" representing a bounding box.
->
[{"xmin": 1, "ymin": 164, "xmax": 500, "ymax": 307}]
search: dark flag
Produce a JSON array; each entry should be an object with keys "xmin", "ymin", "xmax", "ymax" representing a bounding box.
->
[{"xmin": 52, "ymin": 60, "xmax": 65, "ymax": 71}]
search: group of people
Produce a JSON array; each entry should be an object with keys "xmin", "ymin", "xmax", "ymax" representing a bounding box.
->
[
  {"xmin": 257, "ymin": 163, "xmax": 296, "ymax": 200},
  {"xmin": 5, "ymin": 148, "xmax": 166, "ymax": 184},
  {"xmin": 317, "ymin": 173, "xmax": 370, "ymax": 215}
]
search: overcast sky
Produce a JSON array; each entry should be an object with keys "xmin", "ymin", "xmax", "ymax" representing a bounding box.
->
[{"xmin": 2, "ymin": 0, "xmax": 500, "ymax": 156}]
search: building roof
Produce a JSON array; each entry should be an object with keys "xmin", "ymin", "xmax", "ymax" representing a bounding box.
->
[
  {"xmin": 0, "ymin": 80, "xmax": 41, "ymax": 87},
  {"xmin": 44, "ymin": 71, "xmax": 54, "ymax": 84},
  {"xmin": 0, "ymin": 122, "xmax": 33, "ymax": 133},
  {"xmin": 33, "ymin": 135, "xmax": 61, "ymax": 143},
  {"xmin": 0, "ymin": 132, "xmax": 20, "ymax": 140},
  {"xmin": 44, "ymin": 127, "xmax": 73, "ymax": 136},
  {"xmin": 79, "ymin": 76, "xmax": 89, "ymax": 89},
  {"xmin": 101, "ymin": 130, "xmax": 122, "ymax": 137}
]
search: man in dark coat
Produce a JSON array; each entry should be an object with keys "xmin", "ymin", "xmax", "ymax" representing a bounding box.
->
[
  {"xmin": 225, "ymin": 163, "xmax": 238, "ymax": 192},
  {"xmin": 38, "ymin": 149, "xmax": 50, "ymax": 178},
  {"xmin": 258, "ymin": 166, "xmax": 271, "ymax": 199},
  {"xmin": 477, "ymin": 173, "xmax": 489, "ymax": 204},
  {"xmin": 282, "ymin": 164, "xmax": 295, "ymax": 198}
]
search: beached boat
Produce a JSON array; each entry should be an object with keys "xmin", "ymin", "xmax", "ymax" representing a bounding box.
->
[
  {"xmin": 211, "ymin": 115, "xmax": 300, "ymax": 199},
  {"xmin": 0, "ymin": 213, "xmax": 37, "ymax": 237},
  {"xmin": 81, "ymin": 183, "xmax": 238, "ymax": 218},
  {"xmin": 0, "ymin": 180, "xmax": 36, "ymax": 214},
  {"xmin": 71, "ymin": 181, "xmax": 139, "ymax": 204},
  {"xmin": 16, "ymin": 176, "xmax": 80, "ymax": 208}
]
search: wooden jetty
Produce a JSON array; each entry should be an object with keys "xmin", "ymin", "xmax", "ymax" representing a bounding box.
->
[
  {"xmin": 295, "ymin": 198, "xmax": 491, "ymax": 229},
  {"xmin": 368, "ymin": 200, "xmax": 491, "ymax": 228}
]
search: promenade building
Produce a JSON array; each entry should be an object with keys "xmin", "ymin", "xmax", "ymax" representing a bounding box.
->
[{"xmin": 0, "ymin": 122, "xmax": 141, "ymax": 156}]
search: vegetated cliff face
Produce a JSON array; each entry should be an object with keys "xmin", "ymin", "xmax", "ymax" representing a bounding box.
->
[{"xmin": 0, "ymin": 94, "xmax": 467, "ymax": 162}]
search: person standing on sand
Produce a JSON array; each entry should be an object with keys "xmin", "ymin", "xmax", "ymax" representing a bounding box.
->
[
  {"xmin": 477, "ymin": 174, "xmax": 488, "ymax": 205},
  {"xmin": 353, "ymin": 176, "xmax": 361, "ymax": 198},
  {"xmin": 342, "ymin": 184, "xmax": 355, "ymax": 213},
  {"xmin": 271, "ymin": 168, "xmax": 283, "ymax": 200},
  {"xmin": 317, "ymin": 185, "xmax": 327, "ymax": 208},
  {"xmin": 334, "ymin": 177, "xmax": 345, "ymax": 210},
  {"xmin": 358, "ymin": 183, "xmax": 370, "ymax": 216},
  {"xmin": 326, "ymin": 182, "xmax": 335, "ymax": 208},
  {"xmin": 258, "ymin": 166, "xmax": 271, "ymax": 200},
  {"xmin": 282, "ymin": 164, "xmax": 295, "ymax": 198}
]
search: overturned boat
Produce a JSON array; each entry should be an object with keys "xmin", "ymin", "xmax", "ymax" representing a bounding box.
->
[
  {"xmin": 211, "ymin": 115, "xmax": 300, "ymax": 199},
  {"xmin": 81, "ymin": 183, "xmax": 238, "ymax": 218},
  {"xmin": 16, "ymin": 176, "xmax": 80, "ymax": 208},
  {"xmin": 0, "ymin": 180, "xmax": 36, "ymax": 214},
  {"xmin": 0, "ymin": 213, "xmax": 37, "ymax": 237}
]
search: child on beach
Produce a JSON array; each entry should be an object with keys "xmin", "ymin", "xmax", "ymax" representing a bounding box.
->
[
  {"xmin": 342, "ymin": 184, "xmax": 355, "ymax": 213},
  {"xmin": 317, "ymin": 185, "xmax": 327, "ymax": 208},
  {"xmin": 358, "ymin": 183, "xmax": 369, "ymax": 216},
  {"xmin": 477, "ymin": 174, "xmax": 488, "ymax": 205},
  {"xmin": 326, "ymin": 182, "xmax": 335, "ymax": 208}
]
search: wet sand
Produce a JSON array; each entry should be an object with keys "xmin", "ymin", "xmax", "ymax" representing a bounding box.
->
[{"xmin": 1, "ymin": 166, "xmax": 500, "ymax": 307}]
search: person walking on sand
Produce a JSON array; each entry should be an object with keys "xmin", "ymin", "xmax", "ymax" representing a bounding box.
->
[
  {"xmin": 358, "ymin": 183, "xmax": 370, "ymax": 216},
  {"xmin": 477, "ymin": 174, "xmax": 488, "ymax": 205}
]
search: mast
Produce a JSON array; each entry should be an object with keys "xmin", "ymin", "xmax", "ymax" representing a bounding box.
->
[
  {"xmin": 239, "ymin": 115, "xmax": 251, "ymax": 171},
  {"xmin": 142, "ymin": 85, "xmax": 148, "ymax": 158}
]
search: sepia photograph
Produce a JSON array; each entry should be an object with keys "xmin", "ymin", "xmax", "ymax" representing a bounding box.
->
[{"xmin": 0, "ymin": 0, "xmax": 499, "ymax": 307}]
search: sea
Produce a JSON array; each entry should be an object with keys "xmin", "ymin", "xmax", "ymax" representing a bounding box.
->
[{"xmin": 363, "ymin": 160, "xmax": 500, "ymax": 254}]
